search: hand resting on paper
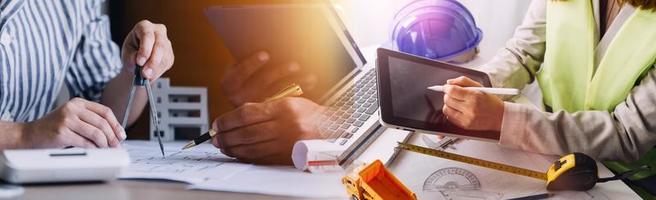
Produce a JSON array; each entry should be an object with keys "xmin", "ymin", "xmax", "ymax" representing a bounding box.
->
[{"xmin": 22, "ymin": 98, "xmax": 126, "ymax": 148}]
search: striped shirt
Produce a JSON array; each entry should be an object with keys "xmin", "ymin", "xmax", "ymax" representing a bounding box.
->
[{"xmin": 0, "ymin": 0, "xmax": 121, "ymax": 122}]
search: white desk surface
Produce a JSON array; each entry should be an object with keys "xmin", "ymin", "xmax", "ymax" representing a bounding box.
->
[{"xmin": 13, "ymin": 132, "xmax": 639, "ymax": 200}]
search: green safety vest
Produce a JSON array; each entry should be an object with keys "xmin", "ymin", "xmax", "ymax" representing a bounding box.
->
[{"xmin": 540, "ymin": 0, "xmax": 656, "ymax": 193}]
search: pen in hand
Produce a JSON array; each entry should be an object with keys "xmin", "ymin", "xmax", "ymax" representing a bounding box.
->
[
  {"xmin": 181, "ymin": 84, "xmax": 303, "ymax": 150},
  {"xmin": 182, "ymin": 129, "xmax": 218, "ymax": 150}
]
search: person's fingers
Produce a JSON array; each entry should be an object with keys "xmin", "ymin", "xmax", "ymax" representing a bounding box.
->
[
  {"xmin": 64, "ymin": 130, "xmax": 98, "ymax": 149},
  {"xmin": 213, "ymin": 102, "xmax": 275, "ymax": 132},
  {"xmin": 77, "ymin": 109, "xmax": 120, "ymax": 147},
  {"xmin": 220, "ymin": 148, "xmax": 234, "ymax": 158},
  {"xmin": 239, "ymin": 62, "xmax": 300, "ymax": 100},
  {"xmin": 444, "ymin": 85, "xmax": 483, "ymax": 101},
  {"xmin": 209, "ymin": 137, "xmax": 229, "ymax": 156},
  {"xmin": 300, "ymin": 73, "xmax": 319, "ymax": 91},
  {"xmin": 134, "ymin": 21, "xmax": 156, "ymax": 66},
  {"xmin": 142, "ymin": 44, "xmax": 162, "ymax": 79},
  {"xmin": 251, "ymin": 62, "xmax": 300, "ymax": 87},
  {"xmin": 210, "ymin": 121, "xmax": 227, "ymax": 152},
  {"xmin": 82, "ymin": 100, "xmax": 126, "ymax": 142},
  {"xmin": 222, "ymin": 51, "xmax": 270, "ymax": 90},
  {"xmin": 218, "ymin": 122, "xmax": 278, "ymax": 147},
  {"xmin": 211, "ymin": 135, "xmax": 222, "ymax": 148},
  {"xmin": 442, "ymin": 105, "xmax": 466, "ymax": 126},
  {"xmin": 447, "ymin": 76, "xmax": 483, "ymax": 87},
  {"xmin": 69, "ymin": 119, "xmax": 108, "ymax": 148},
  {"xmin": 143, "ymin": 25, "xmax": 171, "ymax": 80},
  {"xmin": 443, "ymin": 94, "xmax": 468, "ymax": 112},
  {"xmin": 209, "ymin": 134, "xmax": 236, "ymax": 157},
  {"xmin": 224, "ymin": 140, "xmax": 279, "ymax": 161}
]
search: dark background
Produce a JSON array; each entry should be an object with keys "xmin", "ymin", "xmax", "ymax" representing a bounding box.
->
[
  {"xmin": 108, "ymin": 0, "xmax": 336, "ymax": 139},
  {"xmin": 109, "ymin": 0, "xmax": 236, "ymax": 139}
]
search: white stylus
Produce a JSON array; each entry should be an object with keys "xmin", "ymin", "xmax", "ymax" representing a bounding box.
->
[{"xmin": 427, "ymin": 85, "xmax": 520, "ymax": 95}]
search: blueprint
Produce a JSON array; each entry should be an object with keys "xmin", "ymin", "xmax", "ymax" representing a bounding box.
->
[
  {"xmin": 120, "ymin": 140, "xmax": 345, "ymax": 198},
  {"xmin": 121, "ymin": 140, "xmax": 250, "ymax": 183}
]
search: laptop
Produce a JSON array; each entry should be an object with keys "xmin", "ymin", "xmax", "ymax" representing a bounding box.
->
[{"xmin": 205, "ymin": 3, "xmax": 386, "ymax": 165}]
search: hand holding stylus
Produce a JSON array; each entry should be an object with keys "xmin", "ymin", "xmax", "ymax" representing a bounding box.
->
[{"xmin": 440, "ymin": 76, "xmax": 507, "ymax": 132}]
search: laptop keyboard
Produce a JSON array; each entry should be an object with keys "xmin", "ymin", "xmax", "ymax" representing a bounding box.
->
[{"xmin": 319, "ymin": 70, "xmax": 378, "ymax": 145}]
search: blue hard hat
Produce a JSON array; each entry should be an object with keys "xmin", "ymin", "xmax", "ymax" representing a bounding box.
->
[{"xmin": 391, "ymin": 0, "xmax": 483, "ymax": 61}]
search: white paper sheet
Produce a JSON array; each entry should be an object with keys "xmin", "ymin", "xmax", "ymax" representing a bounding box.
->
[
  {"xmin": 121, "ymin": 140, "xmax": 251, "ymax": 183},
  {"xmin": 120, "ymin": 140, "xmax": 346, "ymax": 198},
  {"xmin": 190, "ymin": 166, "xmax": 345, "ymax": 198}
]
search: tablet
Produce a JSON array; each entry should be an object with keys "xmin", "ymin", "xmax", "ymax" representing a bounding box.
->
[
  {"xmin": 376, "ymin": 48, "xmax": 499, "ymax": 142},
  {"xmin": 205, "ymin": 4, "xmax": 365, "ymax": 102}
]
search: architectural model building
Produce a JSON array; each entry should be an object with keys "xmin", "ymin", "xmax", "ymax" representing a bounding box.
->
[{"xmin": 150, "ymin": 78, "xmax": 209, "ymax": 142}]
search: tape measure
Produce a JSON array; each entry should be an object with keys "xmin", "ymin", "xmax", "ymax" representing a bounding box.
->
[
  {"xmin": 398, "ymin": 142, "xmax": 652, "ymax": 191},
  {"xmin": 397, "ymin": 142, "xmax": 547, "ymax": 180}
]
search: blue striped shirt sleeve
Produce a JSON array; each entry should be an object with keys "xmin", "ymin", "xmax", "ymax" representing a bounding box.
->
[{"xmin": 65, "ymin": 0, "xmax": 121, "ymax": 102}]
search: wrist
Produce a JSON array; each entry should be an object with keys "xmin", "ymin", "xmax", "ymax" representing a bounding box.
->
[
  {"xmin": 494, "ymin": 103, "xmax": 505, "ymax": 132},
  {"xmin": 487, "ymin": 99, "xmax": 505, "ymax": 132},
  {"xmin": 0, "ymin": 121, "xmax": 31, "ymax": 149},
  {"xmin": 16, "ymin": 122, "xmax": 32, "ymax": 149},
  {"xmin": 497, "ymin": 102, "xmax": 528, "ymax": 147}
]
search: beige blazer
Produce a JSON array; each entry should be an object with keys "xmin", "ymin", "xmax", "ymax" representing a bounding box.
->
[{"xmin": 480, "ymin": 0, "xmax": 656, "ymax": 162}]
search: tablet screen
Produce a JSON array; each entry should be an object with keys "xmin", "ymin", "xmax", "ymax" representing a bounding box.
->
[
  {"xmin": 205, "ymin": 4, "xmax": 365, "ymax": 102},
  {"xmin": 389, "ymin": 56, "xmax": 460, "ymax": 121},
  {"xmin": 377, "ymin": 48, "xmax": 499, "ymax": 141}
]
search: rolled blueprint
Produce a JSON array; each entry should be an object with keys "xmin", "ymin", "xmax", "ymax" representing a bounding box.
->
[{"xmin": 291, "ymin": 140, "xmax": 346, "ymax": 173}]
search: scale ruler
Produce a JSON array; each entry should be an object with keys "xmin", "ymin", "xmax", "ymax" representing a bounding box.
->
[{"xmin": 397, "ymin": 142, "xmax": 547, "ymax": 180}]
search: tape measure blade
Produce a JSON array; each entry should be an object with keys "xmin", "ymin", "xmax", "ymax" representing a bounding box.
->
[{"xmin": 397, "ymin": 143, "xmax": 547, "ymax": 180}]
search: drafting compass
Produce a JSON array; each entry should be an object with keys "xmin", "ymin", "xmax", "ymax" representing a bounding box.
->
[{"xmin": 122, "ymin": 65, "xmax": 165, "ymax": 158}]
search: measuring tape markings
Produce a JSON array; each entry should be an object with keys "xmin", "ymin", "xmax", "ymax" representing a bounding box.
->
[{"xmin": 397, "ymin": 142, "xmax": 547, "ymax": 181}]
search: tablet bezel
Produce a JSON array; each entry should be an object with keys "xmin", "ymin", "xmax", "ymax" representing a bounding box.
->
[{"xmin": 376, "ymin": 48, "xmax": 500, "ymax": 142}]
